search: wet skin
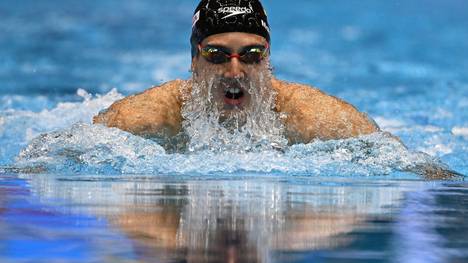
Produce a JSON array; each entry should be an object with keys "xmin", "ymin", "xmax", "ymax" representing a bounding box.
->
[
  {"xmin": 92, "ymin": 32, "xmax": 463, "ymax": 179},
  {"xmin": 193, "ymin": 33, "xmax": 258, "ymax": 111},
  {"xmin": 94, "ymin": 33, "xmax": 378, "ymax": 144}
]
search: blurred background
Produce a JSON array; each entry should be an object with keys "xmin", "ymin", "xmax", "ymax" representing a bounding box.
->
[{"xmin": 1, "ymin": 0, "xmax": 467, "ymax": 95}]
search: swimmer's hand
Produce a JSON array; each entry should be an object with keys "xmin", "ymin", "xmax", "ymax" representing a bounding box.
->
[
  {"xmin": 380, "ymin": 132, "xmax": 464, "ymax": 180},
  {"xmin": 407, "ymin": 164, "xmax": 465, "ymax": 180}
]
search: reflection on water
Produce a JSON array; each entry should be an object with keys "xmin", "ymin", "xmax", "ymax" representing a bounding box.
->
[
  {"xmin": 0, "ymin": 173, "xmax": 459, "ymax": 262},
  {"xmin": 1, "ymin": 0, "xmax": 467, "ymax": 261}
]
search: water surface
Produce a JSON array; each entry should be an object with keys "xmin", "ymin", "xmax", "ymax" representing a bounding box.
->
[{"xmin": 0, "ymin": 0, "xmax": 467, "ymax": 262}]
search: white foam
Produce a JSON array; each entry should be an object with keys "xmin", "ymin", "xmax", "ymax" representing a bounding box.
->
[
  {"xmin": 417, "ymin": 135, "xmax": 453, "ymax": 156},
  {"xmin": 14, "ymin": 127, "xmax": 442, "ymax": 177},
  {"xmin": 182, "ymin": 65, "xmax": 288, "ymax": 153},
  {"xmin": 0, "ymin": 89, "xmax": 123, "ymax": 164},
  {"xmin": 3, "ymin": 87, "xmax": 450, "ymax": 177},
  {"xmin": 452, "ymin": 127, "xmax": 468, "ymax": 137},
  {"xmin": 19, "ymin": 88, "xmax": 121, "ymax": 135},
  {"xmin": 374, "ymin": 117, "xmax": 444, "ymax": 134},
  {"xmin": 16, "ymin": 123, "xmax": 165, "ymax": 174},
  {"xmin": 422, "ymin": 126, "xmax": 443, "ymax": 133},
  {"xmin": 419, "ymin": 144, "xmax": 453, "ymax": 156},
  {"xmin": 374, "ymin": 117, "xmax": 405, "ymax": 132}
]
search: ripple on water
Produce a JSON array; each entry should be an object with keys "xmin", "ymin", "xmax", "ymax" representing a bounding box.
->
[
  {"xmin": 0, "ymin": 87, "xmax": 457, "ymax": 177},
  {"xmin": 452, "ymin": 127, "xmax": 468, "ymax": 138},
  {"xmin": 0, "ymin": 89, "xmax": 123, "ymax": 165},
  {"xmin": 12, "ymin": 122, "xmax": 443, "ymax": 177}
]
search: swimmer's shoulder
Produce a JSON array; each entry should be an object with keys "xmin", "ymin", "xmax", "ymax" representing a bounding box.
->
[
  {"xmin": 93, "ymin": 79, "xmax": 190, "ymax": 136},
  {"xmin": 141, "ymin": 79, "xmax": 191, "ymax": 100},
  {"xmin": 272, "ymin": 78, "xmax": 352, "ymax": 114},
  {"xmin": 271, "ymin": 78, "xmax": 324, "ymax": 110},
  {"xmin": 271, "ymin": 78, "xmax": 380, "ymax": 142}
]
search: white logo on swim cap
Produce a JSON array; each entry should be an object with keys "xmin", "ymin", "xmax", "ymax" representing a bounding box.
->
[
  {"xmin": 192, "ymin": 10, "xmax": 200, "ymax": 28},
  {"xmin": 261, "ymin": 19, "xmax": 270, "ymax": 33},
  {"xmin": 217, "ymin": 6, "xmax": 253, "ymax": 19}
]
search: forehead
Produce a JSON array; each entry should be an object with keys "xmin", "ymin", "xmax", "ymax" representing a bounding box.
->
[{"xmin": 201, "ymin": 32, "xmax": 268, "ymax": 48}]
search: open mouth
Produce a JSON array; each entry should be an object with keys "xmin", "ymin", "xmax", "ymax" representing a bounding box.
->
[{"xmin": 223, "ymin": 86, "xmax": 245, "ymax": 106}]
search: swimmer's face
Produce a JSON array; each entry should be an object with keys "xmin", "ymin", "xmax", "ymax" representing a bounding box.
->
[{"xmin": 191, "ymin": 32, "xmax": 270, "ymax": 113}]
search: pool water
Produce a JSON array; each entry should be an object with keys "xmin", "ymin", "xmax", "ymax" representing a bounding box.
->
[{"xmin": 0, "ymin": 0, "xmax": 467, "ymax": 262}]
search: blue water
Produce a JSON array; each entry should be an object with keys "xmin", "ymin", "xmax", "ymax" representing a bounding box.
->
[{"xmin": 0, "ymin": 0, "xmax": 467, "ymax": 262}]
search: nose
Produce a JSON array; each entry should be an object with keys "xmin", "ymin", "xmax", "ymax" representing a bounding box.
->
[{"xmin": 223, "ymin": 57, "xmax": 245, "ymax": 79}]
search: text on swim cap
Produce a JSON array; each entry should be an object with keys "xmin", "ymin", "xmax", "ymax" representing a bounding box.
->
[{"xmin": 218, "ymin": 6, "xmax": 253, "ymax": 19}]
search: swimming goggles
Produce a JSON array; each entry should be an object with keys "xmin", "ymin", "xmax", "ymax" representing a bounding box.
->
[{"xmin": 199, "ymin": 44, "xmax": 269, "ymax": 64}]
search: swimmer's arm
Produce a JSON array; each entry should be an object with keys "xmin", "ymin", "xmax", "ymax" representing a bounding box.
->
[
  {"xmin": 275, "ymin": 81, "xmax": 463, "ymax": 179},
  {"xmin": 275, "ymin": 81, "xmax": 380, "ymax": 143},
  {"xmin": 408, "ymin": 163, "xmax": 464, "ymax": 180},
  {"xmin": 385, "ymin": 133, "xmax": 464, "ymax": 180},
  {"xmin": 93, "ymin": 80, "xmax": 185, "ymax": 137}
]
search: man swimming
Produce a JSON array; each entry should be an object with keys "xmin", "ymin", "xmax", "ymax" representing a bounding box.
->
[
  {"xmin": 94, "ymin": 0, "xmax": 461, "ymax": 178},
  {"xmin": 94, "ymin": 0, "xmax": 377, "ymax": 142}
]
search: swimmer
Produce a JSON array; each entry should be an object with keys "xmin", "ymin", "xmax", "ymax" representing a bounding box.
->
[
  {"xmin": 94, "ymin": 0, "xmax": 376, "ymax": 142},
  {"xmin": 94, "ymin": 0, "xmax": 462, "ymax": 179}
]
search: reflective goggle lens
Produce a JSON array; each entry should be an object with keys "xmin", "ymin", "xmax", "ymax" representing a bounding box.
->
[{"xmin": 200, "ymin": 45, "xmax": 268, "ymax": 64}]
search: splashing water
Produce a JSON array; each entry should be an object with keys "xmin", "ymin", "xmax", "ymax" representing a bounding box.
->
[
  {"xmin": 0, "ymin": 71, "xmax": 449, "ymax": 176},
  {"xmin": 182, "ymin": 61, "xmax": 288, "ymax": 153},
  {"xmin": 15, "ymin": 123, "xmax": 166, "ymax": 174},
  {"xmin": 0, "ymin": 88, "xmax": 123, "ymax": 165},
  {"xmin": 10, "ymin": 123, "xmax": 442, "ymax": 176}
]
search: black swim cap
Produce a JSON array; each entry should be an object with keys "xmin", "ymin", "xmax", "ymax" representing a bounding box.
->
[{"xmin": 190, "ymin": 0, "xmax": 271, "ymax": 57}]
